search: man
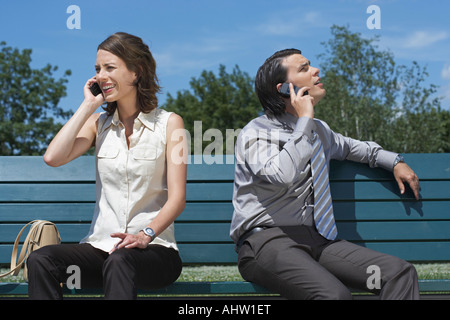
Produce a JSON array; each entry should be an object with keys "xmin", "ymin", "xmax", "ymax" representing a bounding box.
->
[{"xmin": 230, "ymin": 49, "xmax": 420, "ymax": 300}]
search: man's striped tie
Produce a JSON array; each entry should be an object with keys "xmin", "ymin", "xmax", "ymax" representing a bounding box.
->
[{"xmin": 311, "ymin": 133, "xmax": 338, "ymax": 240}]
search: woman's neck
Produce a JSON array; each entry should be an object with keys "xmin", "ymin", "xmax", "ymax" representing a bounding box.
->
[{"xmin": 116, "ymin": 93, "xmax": 140, "ymax": 124}]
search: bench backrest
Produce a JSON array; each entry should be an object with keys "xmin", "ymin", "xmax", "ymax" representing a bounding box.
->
[{"xmin": 0, "ymin": 154, "xmax": 449, "ymax": 265}]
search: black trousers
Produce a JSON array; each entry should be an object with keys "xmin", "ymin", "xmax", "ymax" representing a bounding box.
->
[
  {"xmin": 238, "ymin": 226, "xmax": 420, "ymax": 300},
  {"xmin": 27, "ymin": 243, "xmax": 182, "ymax": 300}
]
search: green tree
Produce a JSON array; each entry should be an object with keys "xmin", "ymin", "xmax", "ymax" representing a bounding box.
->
[
  {"xmin": 316, "ymin": 25, "xmax": 447, "ymax": 153},
  {"xmin": 0, "ymin": 42, "xmax": 71, "ymax": 155},
  {"xmin": 390, "ymin": 62, "xmax": 448, "ymax": 152},
  {"xmin": 162, "ymin": 64, "xmax": 261, "ymax": 154},
  {"xmin": 316, "ymin": 25, "xmax": 398, "ymax": 148}
]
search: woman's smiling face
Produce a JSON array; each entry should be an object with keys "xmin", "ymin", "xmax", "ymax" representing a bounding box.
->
[{"xmin": 95, "ymin": 49, "xmax": 137, "ymax": 104}]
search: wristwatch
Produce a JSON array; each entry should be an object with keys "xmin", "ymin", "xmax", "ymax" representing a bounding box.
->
[
  {"xmin": 393, "ymin": 154, "xmax": 405, "ymax": 168},
  {"xmin": 141, "ymin": 227, "xmax": 156, "ymax": 243}
]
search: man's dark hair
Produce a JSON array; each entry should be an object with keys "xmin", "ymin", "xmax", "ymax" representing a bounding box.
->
[{"xmin": 255, "ymin": 48, "xmax": 302, "ymax": 116}]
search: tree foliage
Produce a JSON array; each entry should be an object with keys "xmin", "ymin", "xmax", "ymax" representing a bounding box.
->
[
  {"xmin": 163, "ymin": 26, "xmax": 449, "ymax": 154},
  {"xmin": 316, "ymin": 25, "xmax": 449, "ymax": 153},
  {"xmin": 0, "ymin": 42, "xmax": 71, "ymax": 155},
  {"xmin": 162, "ymin": 65, "xmax": 261, "ymax": 153}
]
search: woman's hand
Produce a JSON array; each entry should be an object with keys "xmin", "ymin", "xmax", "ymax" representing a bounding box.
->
[
  {"xmin": 84, "ymin": 76, "xmax": 105, "ymax": 110},
  {"xmin": 43, "ymin": 77, "xmax": 103, "ymax": 167},
  {"xmin": 109, "ymin": 231, "xmax": 151, "ymax": 254}
]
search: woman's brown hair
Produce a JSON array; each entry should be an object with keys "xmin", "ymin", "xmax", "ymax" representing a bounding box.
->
[{"xmin": 97, "ymin": 32, "xmax": 161, "ymax": 115}]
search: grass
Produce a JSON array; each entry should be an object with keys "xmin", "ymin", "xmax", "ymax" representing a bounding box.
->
[
  {"xmin": 414, "ymin": 263, "xmax": 450, "ymax": 280},
  {"xmin": 177, "ymin": 265, "xmax": 244, "ymax": 282},
  {"xmin": 2, "ymin": 263, "xmax": 450, "ymax": 283},
  {"xmin": 0, "ymin": 265, "xmax": 245, "ymax": 283}
]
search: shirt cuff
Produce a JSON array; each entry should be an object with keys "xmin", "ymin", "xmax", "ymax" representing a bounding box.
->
[
  {"xmin": 293, "ymin": 117, "xmax": 315, "ymax": 142},
  {"xmin": 376, "ymin": 150, "xmax": 399, "ymax": 172}
]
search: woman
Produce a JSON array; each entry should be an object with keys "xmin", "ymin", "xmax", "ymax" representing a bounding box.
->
[{"xmin": 27, "ymin": 32, "xmax": 187, "ymax": 299}]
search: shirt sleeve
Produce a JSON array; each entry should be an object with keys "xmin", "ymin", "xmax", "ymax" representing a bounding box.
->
[
  {"xmin": 317, "ymin": 120, "xmax": 398, "ymax": 172},
  {"xmin": 236, "ymin": 117, "xmax": 316, "ymax": 186}
]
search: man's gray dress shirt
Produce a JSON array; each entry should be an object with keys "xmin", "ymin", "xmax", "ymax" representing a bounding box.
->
[{"xmin": 230, "ymin": 112, "xmax": 398, "ymax": 243}]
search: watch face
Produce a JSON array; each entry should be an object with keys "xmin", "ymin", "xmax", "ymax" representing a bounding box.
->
[{"xmin": 144, "ymin": 228, "xmax": 155, "ymax": 237}]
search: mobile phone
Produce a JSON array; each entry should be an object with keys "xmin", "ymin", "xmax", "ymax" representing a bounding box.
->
[
  {"xmin": 89, "ymin": 82, "xmax": 102, "ymax": 96},
  {"xmin": 279, "ymin": 83, "xmax": 308, "ymax": 97}
]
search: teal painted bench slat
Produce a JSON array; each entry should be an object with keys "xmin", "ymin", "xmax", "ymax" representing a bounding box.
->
[
  {"xmin": 1, "ymin": 154, "xmax": 450, "ymax": 298},
  {"xmin": 4, "ymin": 280, "xmax": 450, "ymax": 296}
]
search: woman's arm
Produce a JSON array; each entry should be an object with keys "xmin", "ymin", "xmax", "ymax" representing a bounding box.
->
[
  {"xmin": 145, "ymin": 113, "xmax": 187, "ymax": 235},
  {"xmin": 43, "ymin": 77, "xmax": 104, "ymax": 167}
]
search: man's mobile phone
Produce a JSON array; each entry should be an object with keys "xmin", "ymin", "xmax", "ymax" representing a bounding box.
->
[
  {"xmin": 279, "ymin": 83, "xmax": 308, "ymax": 97},
  {"xmin": 90, "ymin": 82, "xmax": 102, "ymax": 96}
]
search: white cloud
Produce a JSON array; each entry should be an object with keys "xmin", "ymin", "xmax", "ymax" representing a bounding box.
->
[
  {"xmin": 256, "ymin": 11, "xmax": 323, "ymax": 36},
  {"xmin": 257, "ymin": 19, "xmax": 300, "ymax": 36},
  {"xmin": 153, "ymin": 33, "xmax": 243, "ymax": 77},
  {"xmin": 440, "ymin": 83, "xmax": 450, "ymax": 110},
  {"xmin": 403, "ymin": 31, "xmax": 448, "ymax": 48},
  {"xmin": 441, "ymin": 64, "xmax": 450, "ymax": 80},
  {"xmin": 304, "ymin": 12, "xmax": 321, "ymax": 24}
]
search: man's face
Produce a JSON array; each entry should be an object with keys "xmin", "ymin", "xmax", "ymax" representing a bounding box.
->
[{"xmin": 282, "ymin": 54, "xmax": 326, "ymax": 102}]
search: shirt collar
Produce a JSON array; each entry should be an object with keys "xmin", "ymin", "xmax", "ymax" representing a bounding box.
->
[
  {"xmin": 274, "ymin": 111, "xmax": 298, "ymax": 131},
  {"xmin": 98, "ymin": 108, "xmax": 158, "ymax": 134},
  {"xmin": 136, "ymin": 109, "xmax": 157, "ymax": 131},
  {"xmin": 111, "ymin": 108, "xmax": 121, "ymax": 126}
]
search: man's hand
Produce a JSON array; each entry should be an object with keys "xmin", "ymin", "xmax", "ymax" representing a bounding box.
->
[
  {"xmin": 289, "ymin": 83, "xmax": 314, "ymax": 118},
  {"xmin": 393, "ymin": 162, "xmax": 420, "ymax": 200},
  {"xmin": 109, "ymin": 231, "xmax": 151, "ymax": 254}
]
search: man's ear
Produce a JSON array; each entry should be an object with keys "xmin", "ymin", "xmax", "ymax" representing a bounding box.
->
[{"xmin": 276, "ymin": 83, "xmax": 283, "ymax": 93}]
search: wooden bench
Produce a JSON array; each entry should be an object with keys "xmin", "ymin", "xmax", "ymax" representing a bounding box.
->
[{"xmin": 1, "ymin": 154, "xmax": 450, "ymax": 298}]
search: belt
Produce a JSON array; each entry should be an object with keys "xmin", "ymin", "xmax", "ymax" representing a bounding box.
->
[{"xmin": 236, "ymin": 227, "xmax": 267, "ymax": 252}]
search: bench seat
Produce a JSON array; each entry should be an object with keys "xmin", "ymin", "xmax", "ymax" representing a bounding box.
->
[{"xmin": 1, "ymin": 154, "xmax": 449, "ymax": 298}]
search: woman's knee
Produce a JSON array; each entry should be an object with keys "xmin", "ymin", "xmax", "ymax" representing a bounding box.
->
[{"xmin": 27, "ymin": 246, "xmax": 57, "ymax": 271}]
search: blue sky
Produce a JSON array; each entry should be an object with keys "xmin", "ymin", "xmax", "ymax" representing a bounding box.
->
[{"xmin": 1, "ymin": 0, "xmax": 449, "ymax": 114}]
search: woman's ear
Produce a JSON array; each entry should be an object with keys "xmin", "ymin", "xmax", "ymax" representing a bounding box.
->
[{"xmin": 131, "ymin": 68, "xmax": 139, "ymax": 86}]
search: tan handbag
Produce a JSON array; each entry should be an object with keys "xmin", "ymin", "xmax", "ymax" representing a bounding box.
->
[{"xmin": 0, "ymin": 220, "xmax": 61, "ymax": 281}]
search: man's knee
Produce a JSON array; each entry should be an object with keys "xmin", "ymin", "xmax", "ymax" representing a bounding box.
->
[
  {"xmin": 385, "ymin": 258, "xmax": 418, "ymax": 282},
  {"xmin": 308, "ymin": 287, "xmax": 352, "ymax": 300},
  {"xmin": 391, "ymin": 259, "xmax": 418, "ymax": 287},
  {"xmin": 238, "ymin": 250, "xmax": 353, "ymax": 300},
  {"xmin": 379, "ymin": 256, "xmax": 419, "ymax": 299}
]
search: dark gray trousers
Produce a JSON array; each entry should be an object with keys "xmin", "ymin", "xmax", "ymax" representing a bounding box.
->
[
  {"xmin": 237, "ymin": 226, "xmax": 420, "ymax": 300},
  {"xmin": 27, "ymin": 243, "xmax": 182, "ymax": 300}
]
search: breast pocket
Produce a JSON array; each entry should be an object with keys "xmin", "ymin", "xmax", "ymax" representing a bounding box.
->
[
  {"xmin": 130, "ymin": 146, "xmax": 161, "ymax": 176},
  {"xmin": 97, "ymin": 148, "xmax": 120, "ymax": 173}
]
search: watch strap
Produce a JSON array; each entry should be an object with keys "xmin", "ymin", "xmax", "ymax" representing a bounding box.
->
[{"xmin": 393, "ymin": 154, "xmax": 405, "ymax": 168}]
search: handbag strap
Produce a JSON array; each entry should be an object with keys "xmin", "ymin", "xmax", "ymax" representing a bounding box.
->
[{"xmin": 0, "ymin": 220, "xmax": 52, "ymax": 278}]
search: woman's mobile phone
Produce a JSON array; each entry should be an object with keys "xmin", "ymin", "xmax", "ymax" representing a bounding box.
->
[
  {"xmin": 279, "ymin": 83, "xmax": 308, "ymax": 97},
  {"xmin": 89, "ymin": 82, "xmax": 102, "ymax": 96}
]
